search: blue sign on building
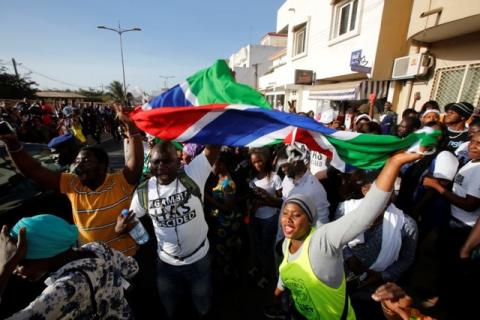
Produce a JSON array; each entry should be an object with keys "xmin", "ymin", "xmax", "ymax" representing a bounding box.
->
[{"xmin": 350, "ymin": 50, "xmax": 371, "ymax": 73}]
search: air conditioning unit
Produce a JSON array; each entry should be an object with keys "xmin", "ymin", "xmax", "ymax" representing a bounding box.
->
[{"xmin": 391, "ymin": 53, "xmax": 433, "ymax": 79}]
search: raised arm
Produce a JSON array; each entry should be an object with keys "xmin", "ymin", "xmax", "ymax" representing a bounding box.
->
[
  {"xmin": 0, "ymin": 134, "xmax": 61, "ymax": 191},
  {"xmin": 0, "ymin": 226, "xmax": 26, "ymax": 300},
  {"xmin": 375, "ymin": 152, "xmax": 424, "ymax": 192},
  {"xmin": 113, "ymin": 104, "xmax": 144, "ymax": 185},
  {"xmin": 324, "ymin": 151, "xmax": 423, "ymax": 248}
]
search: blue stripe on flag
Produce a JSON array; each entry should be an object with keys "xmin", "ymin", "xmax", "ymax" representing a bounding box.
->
[
  {"xmin": 189, "ymin": 108, "xmax": 337, "ymax": 146},
  {"xmin": 148, "ymin": 84, "xmax": 193, "ymax": 108}
]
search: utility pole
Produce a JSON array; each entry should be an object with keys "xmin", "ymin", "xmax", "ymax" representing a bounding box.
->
[
  {"xmin": 159, "ymin": 75, "xmax": 174, "ymax": 91},
  {"xmin": 11, "ymin": 58, "xmax": 19, "ymax": 78},
  {"xmin": 97, "ymin": 23, "xmax": 141, "ymax": 105}
]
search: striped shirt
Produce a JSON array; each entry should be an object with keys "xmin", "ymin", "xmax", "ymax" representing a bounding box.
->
[{"xmin": 60, "ymin": 171, "xmax": 138, "ymax": 256}]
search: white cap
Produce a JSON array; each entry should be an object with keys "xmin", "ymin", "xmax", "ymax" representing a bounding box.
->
[
  {"xmin": 319, "ymin": 109, "xmax": 335, "ymax": 124},
  {"xmin": 422, "ymin": 109, "xmax": 441, "ymax": 119},
  {"xmin": 433, "ymin": 151, "xmax": 459, "ymax": 181},
  {"xmin": 354, "ymin": 114, "xmax": 372, "ymax": 124}
]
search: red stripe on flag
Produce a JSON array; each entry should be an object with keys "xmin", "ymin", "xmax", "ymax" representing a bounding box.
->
[
  {"xmin": 285, "ymin": 128, "xmax": 333, "ymax": 159},
  {"xmin": 130, "ymin": 104, "xmax": 229, "ymax": 140}
]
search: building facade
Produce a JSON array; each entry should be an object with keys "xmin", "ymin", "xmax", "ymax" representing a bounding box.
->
[
  {"xmin": 229, "ymin": 33, "xmax": 286, "ymax": 89},
  {"xmin": 394, "ymin": 0, "xmax": 480, "ymax": 115},
  {"xmin": 259, "ymin": 0, "xmax": 413, "ymax": 117}
]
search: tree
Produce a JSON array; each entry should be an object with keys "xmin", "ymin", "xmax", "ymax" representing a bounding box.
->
[
  {"xmin": 106, "ymin": 80, "xmax": 125, "ymax": 103},
  {"xmin": 78, "ymin": 87, "xmax": 107, "ymax": 102},
  {"xmin": 0, "ymin": 66, "xmax": 37, "ymax": 99}
]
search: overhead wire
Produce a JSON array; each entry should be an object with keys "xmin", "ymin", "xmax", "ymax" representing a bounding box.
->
[{"xmin": 16, "ymin": 63, "xmax": 87, "ymax": 88}]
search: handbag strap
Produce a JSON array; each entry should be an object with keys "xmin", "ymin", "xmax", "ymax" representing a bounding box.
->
[{"xmin": 73, "ymin": 269, "xmax": 99, "ymax": 319}]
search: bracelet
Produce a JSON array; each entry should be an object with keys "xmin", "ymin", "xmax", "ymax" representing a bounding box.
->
[{"xmin": 8, "ymin": 144, "xmax": 24, "ymax": 153}]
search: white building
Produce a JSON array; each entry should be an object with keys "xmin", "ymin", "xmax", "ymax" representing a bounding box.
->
[
  {"xmin": 259, "ymin": 0, "xmax": 413, "ymax": 117},
  {"xmin": 229, "ymin": 33, "xmax": 287, "ymax": 89}
]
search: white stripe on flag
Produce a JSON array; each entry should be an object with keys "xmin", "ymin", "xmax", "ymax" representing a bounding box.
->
[
  {"xmin": 246, "ymin": 126, "xmax": 295, "ymax": 147},
  {"xmin": 309, "ymin": 130, "xmax": 346, "ymax": 172},
  {"xmin": 329, "ymin": 130, "xmax": 361, "ymax": 140},
  {"xmin": 225, "ymin": 104, "xmax": 260, "ymax": 111},
  {"xmin": 175, "ymin": 111, "xmax": 223, "ymax": 141},
  {"xmin": 180, "ymin": 81, "xmax": 199, "ymax": 106},
  {"xmin": 141, "ymin": 102, "xmax": 152, "ymax": 110}
]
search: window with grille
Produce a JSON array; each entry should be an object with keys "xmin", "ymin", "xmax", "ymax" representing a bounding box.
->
[{"xmin": 431, "ymin": 63, "xmax": 480, "ymax": 110}]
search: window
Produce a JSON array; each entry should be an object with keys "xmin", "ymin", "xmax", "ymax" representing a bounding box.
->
[
  {"xmin": 294, "ymin": 30, "xmax": 306, "ymax": 55},
  {"xmin": 292, "ymin": 22, "xmax": 307, "ymax": 57},
  {"xmin": 332, "ymin": 0, "xmax": 359, "ymax": 40},
  {"xmin": 431, "ymin": 63, "xmax": 480, "ymax": 109}
]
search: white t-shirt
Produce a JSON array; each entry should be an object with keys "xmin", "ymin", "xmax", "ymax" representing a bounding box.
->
[
  {"xmin": 455, "ymin": 141, "xmax": 470, "ymax": 164},
  {"xmin": 309, "ymin": 151, "xmax": 328, "ymax": 175},
  {"xmin": 451, "ymin": 160, "xmax": 480, "ymax": 226},
  {"xmin": 253, "ymin": 173, "xmax": 282, "ymax": 219},
  {"xmin": 281, "ymin": 171, "xmax": 330, "ymax": 224},
  {"xmin": 130, "ymin": 153, "xmax": 212, "ymax": 266}
]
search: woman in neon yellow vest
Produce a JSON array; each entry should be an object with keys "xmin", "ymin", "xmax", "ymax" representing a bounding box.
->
[{"xmin": 275, "ymin": 151, "xmax": 424, "ymax": 320}]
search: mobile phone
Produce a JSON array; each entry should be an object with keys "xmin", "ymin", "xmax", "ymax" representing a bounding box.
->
[{"xmin": 0, "ymin": 121, "xmax": 14, "ymax": 135}]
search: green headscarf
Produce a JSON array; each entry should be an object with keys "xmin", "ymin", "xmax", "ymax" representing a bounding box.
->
[{"xmin": 10, "ymin": 214, "xmax": 79, "ymax": 259}]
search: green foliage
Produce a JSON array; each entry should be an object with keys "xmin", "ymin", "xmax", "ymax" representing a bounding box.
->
[
  {"xmin": 0, "ymin": 66, "xmax": 38, "ymax": 99},
  {"xmin": 78, "ymin": 87, "xmax": 107, "ymax": 102},
  {"xmin": 106, "ymin": 80, "xmax": 125, "ymax": 103}
]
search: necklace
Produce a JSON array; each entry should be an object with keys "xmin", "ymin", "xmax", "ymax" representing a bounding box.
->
[{"xmin": 448, "ymin": 127, "xmax": 467, "ymax": 139}]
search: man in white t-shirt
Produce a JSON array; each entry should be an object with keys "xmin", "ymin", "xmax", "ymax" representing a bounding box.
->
[
  {"xmin": 422, "ymin": 130, "xmax": 480, "ymax": 318},
  {"xmin": 424, "ymin": 131, "xmax": 480, "ymax": 227},
  {"xmin": 129, "ymin": 141, "xmax": 218, "ymax": 319}
]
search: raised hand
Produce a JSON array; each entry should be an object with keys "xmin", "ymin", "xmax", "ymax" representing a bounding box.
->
[{"xmin": 0, "ymin": 226, "xmax": 27, "ymax": 271}]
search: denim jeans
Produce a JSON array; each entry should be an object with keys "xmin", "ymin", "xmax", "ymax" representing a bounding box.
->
[
  {"xmin": 252, "ymin": 213, "xmax": 279, "ymax": 277},
  {"xmin": 155, "ymin": 253, "xmax": 213, "ymax": 319}
]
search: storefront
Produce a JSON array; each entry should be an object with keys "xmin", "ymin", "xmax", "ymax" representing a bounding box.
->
[{"xmin": 308, "ymin": 79, "xmax": 390, "ymax": 123}]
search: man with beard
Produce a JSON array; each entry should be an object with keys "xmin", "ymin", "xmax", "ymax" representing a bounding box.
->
[
  {"xmin": 0, "ymin": 105, "xmax": 144, "ymax": 256},
  {"xmin": 125, "ymin": 141, "xmax": 219, "ymax": 319}
]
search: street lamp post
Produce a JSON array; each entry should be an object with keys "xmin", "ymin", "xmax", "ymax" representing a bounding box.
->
[
  {"xmin": 97, "ymin": 23, "xmax": 141, "ymax": 105},
  {"xmin": 159, "ymin": 75, "xmax": 175, "ymax": 91}
]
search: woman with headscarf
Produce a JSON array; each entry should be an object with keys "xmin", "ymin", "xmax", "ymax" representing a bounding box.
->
[
  {"xmin": 267, "ymin": 151, "xmax": 424, "ymax": 320},
  {"xmin": 0, "ymin": 214, "xmax": 138, "ymax": 319}
]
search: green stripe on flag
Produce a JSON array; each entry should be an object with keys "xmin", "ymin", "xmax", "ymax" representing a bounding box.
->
[
  {"xmin": 326, "ymin": 130, "xmax": 441, "ymax": 169},
  {"xmin": 187, "ymin": 60, "xmax": 271, "ymax": 109}
]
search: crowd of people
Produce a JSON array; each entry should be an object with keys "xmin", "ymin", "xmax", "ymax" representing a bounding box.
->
[
  {"xmin": 0, "ymin": 99, "xmax": 123, "ymax": 146},
  {"xmin": 0, "ymin": 98, "xmax": 479, "ymax": 320}
]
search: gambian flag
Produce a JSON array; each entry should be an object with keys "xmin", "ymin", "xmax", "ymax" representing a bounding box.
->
[
  {"xmin": 143, "ymin": 59, "xmax": 271, "ymax": 110},
  {"xmin": 131, "ymin": 104, "xmax": 439, "ymax": 171}
]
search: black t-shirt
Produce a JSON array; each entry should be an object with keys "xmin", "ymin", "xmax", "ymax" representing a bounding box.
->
[{"xmin": 446, "ymin": 127, "xmax": 469, "ymax": 151}]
